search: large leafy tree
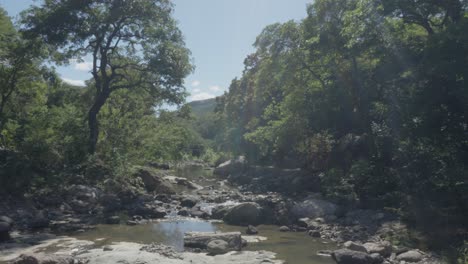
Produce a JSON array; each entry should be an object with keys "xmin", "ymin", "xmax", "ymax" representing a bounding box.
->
[{"xmin": 22, "ymin": 0, "xmax": 193, "ymax": 153}]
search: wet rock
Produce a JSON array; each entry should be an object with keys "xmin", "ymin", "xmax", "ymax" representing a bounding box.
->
[
  {"xmin": 279, "ymin": 226, "xmax": 290, "ymax": 232},
  {"xmin": 396, "ymin": 250, "xmax": 424, "ymax": 262},
  {"xmin": 223, "ymin": 202, "xmax": 263, "ymax": 226},
  {"xmin": 184, "ymin": 232, "xmax": 242, "ymax": 251},
  {"xmin": 134, "ymin": 167, "xmax": 175, "ymax": 194},
  {"xmin": 363, "ymin": 241, "xmax": 392, "ymax": 257},
  {"xmin": 213, "ymin": 156, "xmax": 247, "ymax": 177},
  {"xmin": 106, "ymin": 216, "xmax": 120, "ymax": 225},
  {"xmin": 317, "ymin": 250, "xmax": 333, "ymax": 257},
  {"xmin": 332, "ymin": 249, "xmax": 373, "ymax": 264},
  {"xmin": 291, "ymin": 195, "xmax": 338, "ymax": 219},
  {"xmin": 246, "ymin": 225, "xmax": 258, "ymax": 235},
  {"xmin": 344, "ymin": 241, "xmax": 368, "ymax": 253},
  {"xmin": 207, "ymin": 240, "xmax": 229, "ymax": 255}
]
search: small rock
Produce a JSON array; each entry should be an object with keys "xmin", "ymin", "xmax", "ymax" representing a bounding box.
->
[
  {"xmin": 396, "ymin": 250, "xmax": 424, "ymax": 262},
  {"xmin": 207, "ymin": 240, "xmax": 229, "ymax": 255},
  {"xmin": 180, "ymin": 196, "xmax": 199, "ymax": 208},
  {"xmin": 246, "ymin": 225, "xmax": 258, "ymax": 235},
  {"xmin": 279, "ymin": 226, "xmax": 290, "ymax": 232}
]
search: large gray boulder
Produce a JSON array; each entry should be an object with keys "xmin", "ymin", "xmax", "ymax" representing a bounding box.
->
[
  {"xmin": 134, "ymin": 167, "xmax": 175, "ymax": 194},
  {"xmin": 332, "ymin": 249, "xmax": 373, "ymax": 264},
  {"xmin": 291, "ymin": 195, "xmax": 338, "ymax": 219},
  {"xmin": 396, "ymin": 250, "xmax": 424, "ymax": 262},
  {"xmin": 223, "ymin": 202, "xmax": 263, "ymax": 226},
  {"xmin": 184, "ymin": 232, "xmax": 242, "ymax": 251},
  {"xmin": 213, "ymin": 156, "xmax": 247, "ymax": 177}
]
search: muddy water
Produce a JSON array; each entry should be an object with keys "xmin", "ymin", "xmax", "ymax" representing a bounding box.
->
[{"xmin": 73, "ymin": 219, "xmax": 336, "ymax": 264}]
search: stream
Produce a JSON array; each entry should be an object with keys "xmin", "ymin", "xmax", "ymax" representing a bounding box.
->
[{"xmin": 72, "ymin": 165, "xmax": 336, "ymax": 264}]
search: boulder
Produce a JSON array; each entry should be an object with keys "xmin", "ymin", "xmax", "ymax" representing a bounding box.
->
[
  {"xmin": 132, "ymin": 203, "xmax": 167, "ymax": 219},
  {"xmin": 0, "ymin": 219, "xmax": 12, "ymax": 241},
  {"xmin": 223, "ymin": 202, "xmax": 263, "ymax": 226},
  {"xmin": 344, "ymin": 241, "xmax": 368, "ymax": 253},
  {"xmin": 246, "ymin": 225, "xmax": 258, "ymax": 235},
  {"xmin": 207, "ymin": 239, "xmax": 229, "ymax": 255},
  {"xmin": 13, "ymin": 254, "xmax": 75, "ymax": 264},
  {"xmin": 370, "ymin": 253, "xmax": 384, "ymax": 264},
  {"xmin": 184, "ymin": 232, "xmax": 242, "ymax": 251},
  {"xmin": 134, "ymin": 167, "xmax": 175, "ymax": 194},
  {"xmin": 180, "ymin": 196, "xmax": 199, "ymax": 208},
  {"xmin": 291, "ymin": 196, "xmax": 338, "ymax": 219},
  {"xmin": 279, "ymin": 226, "xmax": 290, "ymax": 232},
  {"xmin": 213, "ymin": 156, "xmax": 247, "ymax": 177},
  {"xmin": 363, "ymin": 241, "xmax": 392, "ymax": 257},
  {"xmin": 332, "ymin": 249, "xmax": 373, "ymax": 264},
  {"xmin": 396, "ymin": 250, "xmax": 424, "ymax": 262}
]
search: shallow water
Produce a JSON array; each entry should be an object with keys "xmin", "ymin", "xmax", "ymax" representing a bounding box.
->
[
  {"xmin": 73, "ymin": 165, "xmax": 336, "ymax": 264},
  {"xmin": 74, "ymin": 219, "xmax": 336, "ymax": 264}
]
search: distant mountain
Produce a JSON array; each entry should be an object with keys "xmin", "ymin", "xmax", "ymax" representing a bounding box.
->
[{"xmin": 187, "ymin": 98, "xmax": 217, "ymax": 117}]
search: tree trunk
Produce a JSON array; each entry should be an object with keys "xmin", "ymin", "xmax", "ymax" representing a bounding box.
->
[{"xmin": 88, "ymin": 91, "xmax": 109, "ymax": 154}]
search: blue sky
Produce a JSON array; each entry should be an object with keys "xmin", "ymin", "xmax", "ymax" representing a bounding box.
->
[{"xmin": 1, "ymin": 0, "xmax": 312, "ymax": 101}]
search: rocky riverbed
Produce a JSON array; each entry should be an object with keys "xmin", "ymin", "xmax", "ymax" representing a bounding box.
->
[{"xmin": 0, "ymin": 160, "xmax": 445, "ymax": 264}]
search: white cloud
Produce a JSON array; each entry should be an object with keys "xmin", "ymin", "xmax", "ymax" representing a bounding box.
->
[
  {"xmin": 191, "ymin": 80, "xmax": 200, "ymax": 87},
  {"xmin": 62, "ymin": 78, "xmax": 85, "ymax": 86},
  {"xmin": 74, "ymin": 61, "xmax": 93, "ymax": 71},
  {"xmin": 193, "ymin": 88, "xmax": 201, "ymax": 93},
  {"xmin": 190, "ymin": 92, "xmax": 215, "ymax": 101},
  {"xmin": 209, "ymin": 85, "xmax": 221, "ymax": 92}
]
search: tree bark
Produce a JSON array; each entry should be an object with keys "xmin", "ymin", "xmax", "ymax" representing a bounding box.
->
[{"xmin": 88, "ymin": 91, "xmax": 109, "ymax": 154}]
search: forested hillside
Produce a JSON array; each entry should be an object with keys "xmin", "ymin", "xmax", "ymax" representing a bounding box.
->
[
  {"xmin": 0, "ymin": 0, "xmax": 467, "ymax": 262},
  {"xmin": 212, "ymin": 0, "xmax": 468, "ymax": 246}
]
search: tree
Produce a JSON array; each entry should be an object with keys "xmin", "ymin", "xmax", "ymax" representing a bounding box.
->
[
  {"xmin": 0, "ymin": 8, "xmax": 44, "ymax": 135},
  {"xmin": 22, "ymin": 0, "xmax": 193, "ymax": 153}
]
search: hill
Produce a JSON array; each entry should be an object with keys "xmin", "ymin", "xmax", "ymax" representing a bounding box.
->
[{"xmin": 187, "ymin": 98, "xmax": 217, "ymax": 117}]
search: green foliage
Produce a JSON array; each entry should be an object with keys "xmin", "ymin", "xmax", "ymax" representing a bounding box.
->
[{"xmin": 216, "ymin": 0, "xmax": 468, "ymax": 239}]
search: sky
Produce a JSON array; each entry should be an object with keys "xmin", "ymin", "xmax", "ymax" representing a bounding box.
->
[{"xmin": 1, "ymin": 0, "xmax": 312, "ymax": 102}]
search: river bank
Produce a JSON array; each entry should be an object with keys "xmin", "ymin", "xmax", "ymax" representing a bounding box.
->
[{"xmin": 0, "ymin": 161, "xmax": 444, "ymax": 264}]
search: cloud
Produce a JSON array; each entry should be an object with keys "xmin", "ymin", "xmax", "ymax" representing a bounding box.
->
[
  {"xmin": 191, "ymin": 80, "xmax": 200, "ymax": 87},
  {"xmin": 209, "ymin": 85, "xmax": 221, "ymax": 92},
  {"xmin": 190, "ymin": 92, "xmax": 215, "ymax": 101},
  {"xmin": 193, "ymin": 88, "xmax": 201, "ymax": 93},
  {"xmin": 62, "ymin": 78, "xmax": 85, "ymax": 86},
  {"xmin": 74, "ymin": 61, "xmax": 93, "ymax": 71}
]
